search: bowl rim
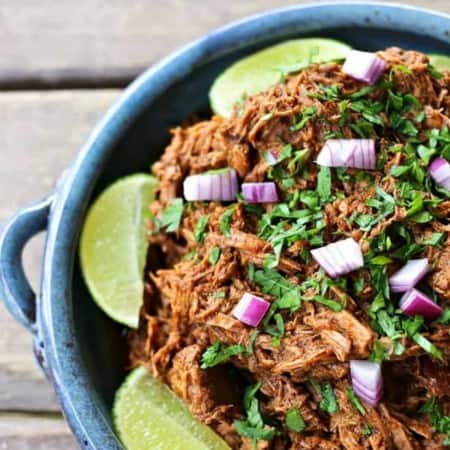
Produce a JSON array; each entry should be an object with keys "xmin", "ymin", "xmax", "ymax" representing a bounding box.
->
[{"xmin": 39, "ymin": 2, "xmax": 450, "ymax": 448}]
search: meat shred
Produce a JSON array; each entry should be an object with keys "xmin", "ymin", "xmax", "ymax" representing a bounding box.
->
[{"xmin": 129, "ymin": 48, "xmax": 450, "ymax": 449}]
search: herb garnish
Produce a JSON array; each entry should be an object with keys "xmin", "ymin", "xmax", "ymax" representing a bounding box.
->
[
  {"xmin": 346, "ymin": 388, "xmax": 366, "ymax": 415},
  {"xmin": 234, "ymin": 382, "xmax": 277, "ymax": 447},
  {"xmin": 219, "ymin": 205, "xmax": 235, "ymax": 236},
  {"xmin": 290, "ymin": 106, "xmax": 317, "ymax": 131},
  {"xmin": 200, "ymin": 341, "xmax": 245, "ymax": 369},
  {"xmin": 194, "ymin": 215, "xmax": 209, "ymax": 243},
  {"xmin": 208, "ymin": 246, "xmax": 221, "ymax": 265},
  {"xmin": 286, "ymin": 407, "xmax": 306, "ymax": 433},
  {"xmin": 419, "ymin": 397, "xmax": 450, "ymax": 445},
  {"xmin": 161, "ymin": 198, "xmax": 184, "ymax": 232},
  {"xmin": 317, "ymin": 166, "xmax": 332, "ymax": 203},
  {"xmin": 310, "ymin": 379, "xmax": 339, "ymax": 414}
]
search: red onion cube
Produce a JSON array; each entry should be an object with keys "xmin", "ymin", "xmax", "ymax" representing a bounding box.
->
[
  {"xmin": 429, "ymin": 157, "xmax": 450, "ymax": 191},
  {"xmin": 241, "ymin": 182, "xmax": 278, "ymax": 203},
  {"xmin": 317, "ymin": 139, "xmax": 376, "ymax": 170},
  {"xmin": 389, "ymin": 258, "xmax": 429, "ymax": 293},
  {"xmin": 311, "ymin": 238, "xmax": 364, "ymax": 278},
  {"xmin": 399, "ymin": 288, "xmax": 443, "ymax": 321},
  {"xmin": 342, "ymin": 50, "xmax": 387, "ymax": 84},
  {"xmin": 350, "ymin": 360, "xmax": 383, "ymax": 407},
  {"xmin": 183, "ymin": 169, "xmax": 238, "ymax": 202},
  {"xmin": 232, "ymin": 293, "xmax": 270, "ymax": 327}
]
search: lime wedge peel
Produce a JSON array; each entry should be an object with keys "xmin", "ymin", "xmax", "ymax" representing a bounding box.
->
[
  {"xmin": 428, "ymin": 54, "xmax": 450, "ymax": 71},
  {"xmin": 209, "ymin": 38, "xmax": 352, "ymax": 118},
  {"xmin": 113, "ymin": 367, "xmax": 231, "ymax": 450},
  {"xmin": 80, "ymin": 174, "xmax": 157, "ymax": 329}
]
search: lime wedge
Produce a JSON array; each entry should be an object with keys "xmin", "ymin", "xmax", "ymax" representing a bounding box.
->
[
  {"xmin": 80, "ymin": 174, "xmax": 157, "ymax": 328},
  {"xmin": 113, "ymin": 367, "xmax": 231, "ymax": 450},
  {"xmin": 209, "ymin": 38, "xmax": 351, "ymax": 118},
  {"xmin": 428, "ymin": 54, "xmax": 450, "ymax": 71}
]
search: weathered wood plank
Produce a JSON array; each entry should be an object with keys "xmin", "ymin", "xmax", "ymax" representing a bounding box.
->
[
  {"xmin": 0, "ymin": 413, "xmax": 76, "ymax": 450},
  {"xmin": 0, "ymin": 90, "xmax": 121, "ymax": 413},
  {"xmin": 1, "ymin": 0, "xmax": 449, "ymax": 88}
]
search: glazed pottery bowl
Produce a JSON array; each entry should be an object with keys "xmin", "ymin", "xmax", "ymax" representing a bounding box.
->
[{"xmin": 1, "ymin": 3, "xmax": 450, "ymax": 449}]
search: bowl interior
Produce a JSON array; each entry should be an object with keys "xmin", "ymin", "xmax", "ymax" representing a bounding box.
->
[{"xmin": 72, "ymin": 14, "xmax": 450, "ymax": 440}]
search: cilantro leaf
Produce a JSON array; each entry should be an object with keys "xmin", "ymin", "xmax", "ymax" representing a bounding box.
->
[
  {"xmin": 286, "ymin": 407, "xmax": 306, "ymax": 433},
  {"xmin": 290, "ymin": 106, "xmax": 317, "ymax": 131},
  {"xmin": 346, "ymin": 388, "xmax": 366, "ymax": 415},
  {"xmin": 254, "ymin": 269, "xmax": 301, "ymax": 311},
  {"xmin": 317, "ymin": 166, "xmax": 332, "ymax": 203},
  {"xmin": 234, "ymin": 382, "xmax": 276, "ymax": 445},
  {"xmin": 208, "ymin": 246, "xmax": 221, "ymax": 265},
  {"xmin": 194, "ymin": 215, "xmax": 209, "ymax": 243},
  {"xmin": 219, "ymin": 205, "xmax": 235, "ymax": 236},
  {"xmin": 412, "ymin": 333, "xmax": 443, "ymax": 360},
  {"xmin": 319, "ymin": 382, "xmax": 339, "ymax": 414},
  {"xmin": 161, "ymin": 198, "xmax": 184, "ymax": 232},
  {"xmin": 419, "ymin": 397, "xmax": 450, "ymax": 445},
  {"xmin": 200, "ymin": 341, "xmax": 245, "ymax": 368}
]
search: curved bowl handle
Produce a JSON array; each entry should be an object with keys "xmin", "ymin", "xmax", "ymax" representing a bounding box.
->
[{"xmin": 0, "ymin": 196, "xmax": 53, "ymax": 333}]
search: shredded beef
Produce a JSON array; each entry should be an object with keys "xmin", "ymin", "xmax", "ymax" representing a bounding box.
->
[{"xmin": 130, "ymin": 47, "xmax": 450, "ymax": 449}]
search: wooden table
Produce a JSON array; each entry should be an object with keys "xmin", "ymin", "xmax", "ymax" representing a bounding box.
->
[{"xmin": 0, "ymin": 0, "xmax": 449, "ymax": 447}]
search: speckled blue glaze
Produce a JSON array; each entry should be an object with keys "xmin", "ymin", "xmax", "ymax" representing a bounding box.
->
[{"xmin": 1, "ymin": 3, "xmax": 450, "ymax": 448}]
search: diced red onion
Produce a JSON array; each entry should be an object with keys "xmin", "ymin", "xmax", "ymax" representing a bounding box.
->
[
  {"xmin": 342, "ymin": 50, "xmax": 387, "ymax": 84},
  {"xmin": 353, "ymin": 381, "xmax": 382, "ymax": 407},
  {"xmin": 350, "ymin": 360, "xmax": 383, "ymax": 407},
  {"xmin": 429, "ymin": 157, "xmax": 450, "ymax": 191},
  {"xmin": 183, "ymin": 169, "xmax": 238, "ymax": 201},
  {"xmin": 316, "ymin": 139, "xmax": 376, "ymax": 170},
  {"xmin": 311, "ymin": 238, "xmax": 364, "ymax": 278},
  {"xmin": 241, "ymin": 182, "xmax": 278, "ymax": 203},
  {"xmin": 389, "ymin": 258, "xmax": 429, "ymax": 293},
  {"xmin": 399, "ymin": 288, "xmax": 443, "ymax": 321},
  {"xmin": 232, "ymin": 293, "xmax": 270, "ymax": 327}
]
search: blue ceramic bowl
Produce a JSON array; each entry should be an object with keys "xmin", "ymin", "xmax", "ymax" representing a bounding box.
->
[{"xmin": 1, "ymin": 2, "xmax": 450, "ymax": 448}]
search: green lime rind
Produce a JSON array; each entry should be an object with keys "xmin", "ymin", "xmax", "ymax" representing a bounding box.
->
[
  {"xmin": 80, "ymin": 174, "xmax": 157, "ymax": 329},
  {"xmin": 209, "ymin": 38, "xmax": 351, "ymax": 118},
  {"xmin": 428, "ymin": 54, "xmax": 450, "ymax": 71},
  {"xmin": 113, "ymin": 367, "xmax": 231, "ymax": 450}
]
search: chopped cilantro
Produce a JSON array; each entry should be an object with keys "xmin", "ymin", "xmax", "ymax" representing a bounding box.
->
[
  {"xmin": 234, "ymin": 382, "xmax": 276, "ymax": 446},
  {"xmin": 219, "ymin": 205, "xmax": 235, "ymax": 236},
  {"xmin": 208, "ymin": 246, "xmax": 221, "ymax": 265},
  {"xmin": 161, "ymin": 198, "xmax": 184, "ymax": 232},
  {"xmin": 254, "ymin": 269, "xmax": 301, "ymax": 311},
  {"xmin": 437, "ymin": 308, "xmax": 450, "ymax": 324},
  {"xmin": 286, "ymin": 407, "xmax": 306, "ymax": 433},
  {"xmin": 369, "ymin": 340, "xmax": 389, "ymax": 364},
  {"xmin": 247, "ymin": 330, "xmax": 259, "ymax": 354},
  {"xmin": 200, "ymin": 341, "xmax": 245, "ymax": 369},
  {"xmin": 361, "ymin": 424, "xmax": 373, "ymax": 436},
  {"xmin": 419, "ymin": 397, "xmax": 450, "ymax": 445},
  {"xmin": 317, "ymin": 166, "xmax": 331, "ymax": 202},
  {"xmin": 194, "ymin": 215, "xmax": 209, "ymax": 243},
  {"xmin": 290, "ymin": 106, "xmax": 317, "ymax": 131},
  {"xmin": 248, "ymin": 263, "xmax": 255, "ymax": 281},
  {"xmin": 319, "ymin": 382, "xmax": 340, "ymax": 414},
  {"xmin": 346, "ymin": 388, "xmax": 366, "ymax": 415},
  {"xmin": 312, "ymin": 295, "xmax": 345, "ymax": 312},
  {"xmin": 428, "ymin": 64, "xmax": 444, "ymax": 79},
  {"xmin": 412, "ymin": 333, "xmax": 442, "ymax": 360}
]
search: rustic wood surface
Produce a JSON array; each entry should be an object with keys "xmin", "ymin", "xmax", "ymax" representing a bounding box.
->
[{"xmin": 0, "ymin": 0, "xmax": 449, "ymax": 448}]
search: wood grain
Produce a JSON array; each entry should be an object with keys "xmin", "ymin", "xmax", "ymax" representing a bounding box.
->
[
  {"xmin": 0, "ymin": 413, "xmax": 76, "ymax": 450},
  {"xmin": 1, "ymin": 0, "xmax": 449, "ymax": 89},
  {"xmin": 0, "ymin": 90, "xmax": 120, "ymax": 415}
]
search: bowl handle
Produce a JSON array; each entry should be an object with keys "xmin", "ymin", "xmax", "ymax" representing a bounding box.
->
[{"xmin": 0, "ymin": 196, "xmax": 53, "ymax": 333}]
